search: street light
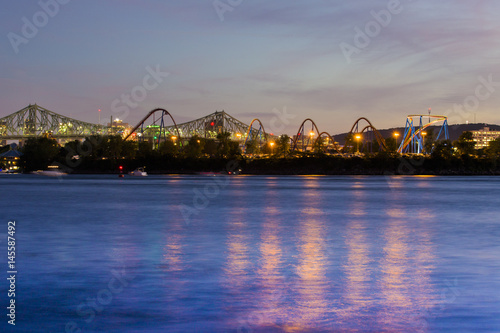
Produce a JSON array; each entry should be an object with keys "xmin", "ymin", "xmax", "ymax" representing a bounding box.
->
[
  {"xmin": 421, "ymin": 131, "xmax": 427, "ymax": 154},
  {"xmin": 236, "ymin": 133, "xmax": 242, "ymax": 140},
  {"xmin": 270, "ymin": 141, "xmax": 275, "ymax": 155},
  {"xmin": 355, "ymin": 134, "xmax": 361, "ymax": 154},
  {"xmin": 394, "ymin": 132, "xmax": 400, "ymax": 149}
]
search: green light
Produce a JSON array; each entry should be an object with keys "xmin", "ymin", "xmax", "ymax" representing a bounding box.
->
[{"xmin": 154, "ymin": 136, "xmax": 157, "ymax": 140}]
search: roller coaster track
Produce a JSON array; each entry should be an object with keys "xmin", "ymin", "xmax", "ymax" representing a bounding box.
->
[
  {"xmin": 123, "ymin": 108, "xmax": 182, "ymax": 146},
  {"xmin": 313, "ymin": 132, "xmax": 342, "ymax": 153},
  {"xmin": 398, "ymin": 115, "xmax": 448, "ymax": 154},
  {"xmin": 144, "ymin": 110, "xmax": 249, "ymax": 141},
  {"xmin": 243, "ymin": 118, "xmax": 269, "ymax": 148},
  {"xmin": 291, "ymin": 118, "xmax": 321, "ymax": 151},
  {"xmin": 347, "ymin": 117, "xmax": 387, "ymax": 152}
]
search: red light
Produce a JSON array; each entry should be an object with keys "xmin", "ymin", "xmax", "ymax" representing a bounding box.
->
[
  {"xmin": 270, "ymin": 133, "xmax": 274, "ymax": 136},
  {"xmin": 210, "ymin": 121, "xmax": 215, "ymax": 126},
  {"xmin": 119, "ymin": 166, "xmax": 123, "ymax": 170},
  {"xmin": 98, "ymin": 109, "xmax": 101, "ymax": 112}
]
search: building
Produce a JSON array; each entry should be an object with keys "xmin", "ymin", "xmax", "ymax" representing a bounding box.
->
[
  {"xmin": 472, "ymin": 127, "xmax": 500, "ymax": 149},
  {"xmin": 0, "ymin": 146, "xmax": 23, "ymax": 173},
  {"xmin": 108, "ymin": 118, "xmax": 132, "ymax": 137}
]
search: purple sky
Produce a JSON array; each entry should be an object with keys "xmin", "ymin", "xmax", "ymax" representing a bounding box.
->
[{"xmin": 1, "ymin": 0, "xmax": 500, "ymax": 134}]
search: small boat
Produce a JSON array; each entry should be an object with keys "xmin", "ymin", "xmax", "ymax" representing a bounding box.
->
[
  {"xmin": 129, "ymin": 167, "xmax": 148, "ymax": 177},
  {"xmin": 32, "ymin": 166, "xmax": 67, "ymax": 177}
]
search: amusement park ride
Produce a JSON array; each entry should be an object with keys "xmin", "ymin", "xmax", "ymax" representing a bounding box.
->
[
  {"xmin": 0, "ymin": 104, "xmax": 449, "ymax": 155},
  {"xmin": 397, "ymin": 115, "xmax": 449, "ymax": 154}
]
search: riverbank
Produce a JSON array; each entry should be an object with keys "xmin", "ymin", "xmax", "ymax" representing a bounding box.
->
[{"xmin": 56, "ymin": 154, "xmax": 500, "ymax": 176}]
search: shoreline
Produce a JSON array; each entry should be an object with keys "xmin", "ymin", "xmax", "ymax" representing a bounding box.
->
[{"xmin": 16, "ymin": 155, "xmax": 500, "ymax": 176}]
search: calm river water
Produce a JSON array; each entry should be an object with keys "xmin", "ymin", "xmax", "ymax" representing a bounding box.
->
[{"xmin": 1, "ymin": 174, "xmax": 500, "ymax": 332}]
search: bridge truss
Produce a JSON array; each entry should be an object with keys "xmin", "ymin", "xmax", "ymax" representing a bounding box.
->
[{"xmin": 0, "ymin": 104, "xmax": 108, "ymax": 142}]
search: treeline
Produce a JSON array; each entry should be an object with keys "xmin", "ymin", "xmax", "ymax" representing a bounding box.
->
[{"xmin": 16, "ymin": 131, "xmax": 500, "ymax": 174}]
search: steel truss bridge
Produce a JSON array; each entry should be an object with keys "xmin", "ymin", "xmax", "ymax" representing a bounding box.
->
[{"xmin": 0, "ymin": 104, "xmax": 108, "ymax": 143}]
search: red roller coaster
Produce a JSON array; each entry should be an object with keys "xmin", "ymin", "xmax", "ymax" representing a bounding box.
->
[
  {"xmin": 313, "ymin": 132, "xmax": 342, "ymax": 154},
  {"xmin": 346, "ymin": 117, "xmax": 387, "ymax": 152},
  {"xmin": 123, "ymin": 108, "xmax": 182, "ymax": 147},
  {"xmin": 291, "ymin": 118, "xmax": 321, "ymax": 151}
]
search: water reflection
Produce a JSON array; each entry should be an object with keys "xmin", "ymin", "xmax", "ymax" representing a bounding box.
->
[
  {"xmin": 339, "ymin": 187, "xmax": 373, "ymax": 329},
  {"xmin": 162, "ymin": 220, "xmax": 187, "ymax": 318},
  {"xmin": 291, "ymin": 178, "xmax": 330, "ymax": 330},
  {"xmin": 223, "ymin": 185, "xmax": 253, "ymax": 329},
  {"xmin": 222, "ymin": 177, "xmax": 439, "ymax": 331},
  {"xmin": 377, "ymin": 199, "xmax": 437, "ymax": 331},
  {"xmin": 255, "ymin": 204, "xmax": 285, "ymax": 328},
  {"xmin": 378, "ymin": 207, "xmax": 413, "ymax": 329}
]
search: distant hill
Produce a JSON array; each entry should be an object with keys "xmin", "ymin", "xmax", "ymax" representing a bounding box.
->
[{"xmin": 333, "ymin": 123, "xmax": 500, "ymax": 145}]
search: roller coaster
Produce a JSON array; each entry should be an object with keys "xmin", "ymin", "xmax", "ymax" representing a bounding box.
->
[
  {"xmin": 346, "ymin": 117, "xmax": 387, "ymax": 153},
  {"xmin": 243, "ymin": 119, "xmax": 271, "ymax": 152},
  {"xmin": 125, "ymin": 109, "xmax": 251, "ymax": 143},
  {"xmin": 313, "ymin": 132, "xmax": 342, "ymax": 154},
  {"xmin": 398, "ymin": 115, "xmax": 449, "ymax": 154},
  {"xmin": 291, "ymin": 117, "xmax": 383, "ymax": 154},
  {"xmin": 123, "ymin": 108, "xmax": 182, "ymax": 146},
  {"xmin": 291, "ymin": 118, "xmax": 321, "ymax": 151},
  {"xmin": 0, "ymin": 104, "xmax": 448, "ymax": 156}
]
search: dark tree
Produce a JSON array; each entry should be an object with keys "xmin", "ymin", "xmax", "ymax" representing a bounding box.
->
[
  {"xmin": 275, "ymin": 135, "xmax": 290, "ymax": 157},
  {"xmin": 21, "ymin": 137, "xmax": 60, "ymax": 172},
  {"xmin": 245, "ymin": 139, "xmax": 260, "ymax": 155},
  {"xmin": 184, "ymin": 135, "xmax": 205, "ymax": 158},
  {"xmin": 454, "ymin": 131, "xmax": 475, "ymax": 156}
]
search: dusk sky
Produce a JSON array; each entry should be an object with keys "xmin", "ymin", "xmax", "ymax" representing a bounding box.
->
[{"xmin": 1, "ymin": 0, "xmax": 500, "ymax": 135}]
